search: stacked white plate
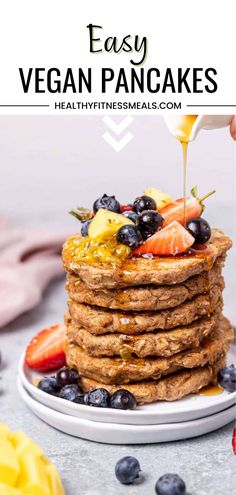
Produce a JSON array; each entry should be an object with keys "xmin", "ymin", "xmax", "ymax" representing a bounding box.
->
[{"xmin": 18, "ymin": 352, "xmax": 236, "ymax": 444}]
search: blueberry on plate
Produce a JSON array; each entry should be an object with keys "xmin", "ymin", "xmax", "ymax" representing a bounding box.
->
[
  {"xmin": 84, "ymin": 388, "xmax": 111, "ymax": 408},
  {"xmin": 116, "ymin": 224, "xmax": 143, "ymax": 250},
  {"xmin": 38, "ymin": 377, "xmax": 59, "ymax": 396},
  {"xmin": 186, "ymin": 217, "xmax": 211, "ymax": 244},
  {"xmin": 81, "ymin": 219, "xmax": 92, "ymax": 237},
  {"xmin": 218, "ymin": 364, "xmax": 236, "ymax": 393},
  {"xmin": 115, "ymin": 456, "xmax": 141, "ymax": 485},
  {"xmin": 155, "ymin": 473, "xmax": 186, "ymax": 495},
  {"xmin": 93, "ymin": 194, "xmax": 120, "ymax": 213},
  {"xmin": 122, "ymin": 210, "xmax": 139, "ymax": 225},
  {"xmin": 138, "ymin": 210, "xmax": 164, "ymax": 239},
  {"xmin": 59, "ymin": 384, "xmax": 83, "ymax": 402},
  {"xmin": 73, "ymin": 393, "xmax": 85, "ymax": 405},
  {"xmin": 56, "ymin": 367, "xmax": 80, "ymax": 388},
  {"xmin": 110, "ymin": 389, "xmax": 137, "ymax": 410},
  {"xmin": 133, "ymin": 195, "xmax": 157, "ymax": 214}
]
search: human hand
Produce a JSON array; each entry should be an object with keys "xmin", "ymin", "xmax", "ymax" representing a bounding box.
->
[{"xmin": 230, "ymin": 116, "xmax": 236, "ymax": 141}]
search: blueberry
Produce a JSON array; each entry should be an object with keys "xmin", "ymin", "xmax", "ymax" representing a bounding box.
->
[
  {"xmin": 122, "ymin": 210, "xmax": 139, "ymax": 225},
  {"xmin": 56, "ymin": 367, "xmax": 80, "ymax": 387},
  {"xmin": 115, "ymin": 456, "xmax": 141, "ymax": 485},
  {"xmin": 81, "ymin": 219, "xmax": 92, "ymax": 237},
  {"xmin": 84, "ymin": 388, "xmax": 111, "ymax": 408},
  {"xmin": 133, "ymin": 195, "xmax": 157, "ymax": 214},
  {"xmin": 186, "ymin": 217, "xmax": 211, "ymax": 244},
  {"xmin": 110, "ymin": 389, "xmax": 137, "ymax": 410},
  {"xmin": 155, "ymin": 473, "xmax": 186, "ymax": 495},
  {"xmin": 93, "ymin": 194, "xmax": 120, "ymax": 213},
  {"xmin": 218, "ymin": 364, "xmax": 236, "ymax": 393},
  {"xmin": 138, "ymin": 210, "xmax": 164, "ymax": 239},
  {"xmin": 59, "ymin": 384, "xmax": 83, "ymax": 402},
  {"xmin": 73, "ymin": 393, "xmax": 85, "ymax": 405},
  {"xmin": 116, "ymin": 224, "xmax": 143, "ymax": 249},
  {"xmin": 38, "ymin": 377, "xmax": 59, "ymax": 396}
]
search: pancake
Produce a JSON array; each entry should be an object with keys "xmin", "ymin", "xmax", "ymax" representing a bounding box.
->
[
  {"xmin": 66, "ymin": 309, "xmax": 220, "ymax": 358},
  {"xmin": 65, "ymin": 315, "xmax": 233, "ymax": 384},
  {"xmin": 62, "ymin": 229, "xmax": 232, "ymax": 289},
  {"xmin": 80, "ymin": 356, "xmax": 226, "ymax": 404},
  {"xmin": 67, "ymin": 286, "xmax": 223, "ymax": 335},
  {"xmin": 66, "ymin": 257, "xmax": 225, "ymax": 311}
]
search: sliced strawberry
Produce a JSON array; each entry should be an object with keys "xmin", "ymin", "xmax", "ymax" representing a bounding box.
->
[
  {"xmin": 120, "ymin": 204, "xmax": 133, "ymax": 212},
  {"xmin": 133, "ymin": 221, "xmax": 195, "ymax": 256},
  {"xmin": 25, "ymin": 324, "xmax": 66, "ymax": 372},
  {"xmin": 160, "ymin": 187, "xmax": 215, "ymax": 227}
]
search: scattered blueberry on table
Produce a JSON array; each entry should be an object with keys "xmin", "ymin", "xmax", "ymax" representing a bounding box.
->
[
  {"xmin": 115, "ymin": 456, "xmax": 141, "ymax": 485},
  {"xmin": 155, "ymin": 473, "xmax": 186, "ymax": 495}
]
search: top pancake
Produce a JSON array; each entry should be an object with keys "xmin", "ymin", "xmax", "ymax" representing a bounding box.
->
[
  {"xmin": 62, "ymin": 229, "xmax": 232, "ymax": 289},
  {"xmin": 66, "ymin": 257, "xmax": 224, "ymax": 312}
]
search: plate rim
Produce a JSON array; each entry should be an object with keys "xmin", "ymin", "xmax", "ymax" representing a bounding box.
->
[{"xmin": 18, "ymin": 378, "xmax": 236, "ymax": 431}]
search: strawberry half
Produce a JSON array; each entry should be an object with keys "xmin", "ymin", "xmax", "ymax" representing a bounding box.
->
[
  {"xmin": 160, "ymin": 187, "xmax": 215, "ymax": 227},
  {"xmin": 133, "ymin": 221, "xmax": 195, "ymax": 256},
  {"xmin": 25, "ymin": 323, "xmax": 66, "ymax": 372}
]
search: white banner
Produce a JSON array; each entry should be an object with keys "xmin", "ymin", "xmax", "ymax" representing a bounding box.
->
[{"xmin": 0, "ymin": 0, "xmax": 235, "ymax": 114}]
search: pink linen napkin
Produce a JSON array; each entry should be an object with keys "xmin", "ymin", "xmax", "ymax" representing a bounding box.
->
[{"xmin": 0, "ymin": 219, "xmax": 71, "ymax": 328}]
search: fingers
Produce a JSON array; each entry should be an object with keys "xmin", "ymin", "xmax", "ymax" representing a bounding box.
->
[{"xmin": 230, "ymin": 115, "xmax": 236, "ymax": 141}]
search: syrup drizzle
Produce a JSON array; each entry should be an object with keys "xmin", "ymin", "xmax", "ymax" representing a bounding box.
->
[
  {"xmin": 174, "ymin": 115, "xmax": 198, "ymax": 226},
  {"xmin": 199, "ymin": 384, "xmax": 224, "ymax": 396}
]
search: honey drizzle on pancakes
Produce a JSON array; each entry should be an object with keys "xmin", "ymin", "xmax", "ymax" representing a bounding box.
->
[
  {"xmin": 173, "ymin": 115, "xmax": 198, "ymax": 226},
  {"xmin": 199, "ymin": 383, "xmax": 224, "ymax": 396}
]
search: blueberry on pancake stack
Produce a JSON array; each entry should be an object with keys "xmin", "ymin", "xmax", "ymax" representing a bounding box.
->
[{"xmin": 62, "ymin": 191, "xmax": 233, "ymax": 404}]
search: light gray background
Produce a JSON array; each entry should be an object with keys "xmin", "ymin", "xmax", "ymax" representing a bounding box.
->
[{"xmin": 0, "ymin": 116, "xmax": 235, "ymax": 494}]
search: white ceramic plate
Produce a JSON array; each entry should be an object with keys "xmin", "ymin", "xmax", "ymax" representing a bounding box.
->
[
  {"xmin": 19, "ymin": 349, "xmax": 236, "ymax": 426},
  {"xmin": 18, "ymin": 379, "xmax": 236, "ymax": 444}
]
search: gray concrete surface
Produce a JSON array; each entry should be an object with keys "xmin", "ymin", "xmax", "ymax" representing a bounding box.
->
[{"xmin": 0, "ymin": 116, "xmax": 235, "ymax": 494}]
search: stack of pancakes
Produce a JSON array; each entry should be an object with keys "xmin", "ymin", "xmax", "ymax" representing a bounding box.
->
[{"xmin": 63, "ymin": 229, "xmax": 234, "ymax": 404}]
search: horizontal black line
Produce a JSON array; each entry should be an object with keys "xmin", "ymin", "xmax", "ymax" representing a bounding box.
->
[
  {"xmin": 187, "ymin": 104, "xmax": 236, "ymax": 107},
  {"xmin": 0, "ymin": 104, "xmax": 50, "ymax": 107}
]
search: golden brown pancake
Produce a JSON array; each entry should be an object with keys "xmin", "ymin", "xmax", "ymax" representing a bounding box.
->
[
  {"xmin": 65, "ymin": 315, "xmax": 233, "ymax": 384},
  {"xmin": 67, "ymin": 286, "xmax": 223, "ymax": 335},
  {"xmin": 66, "ymin": 257, "xmax": 225, "ymax": 311},
  {"xmin": 62, "ymin": 229, "xmax": 232, "ymax": 289},
  {"xmin": 66, "ymin": 309, "xmax": 220, "ymax": 358},
  {"xmin": 80, "ymin": 356, "xmax": 226, "ymax": 404}
]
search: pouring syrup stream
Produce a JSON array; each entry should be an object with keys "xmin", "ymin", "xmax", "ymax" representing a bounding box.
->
[{"xmin": 174, "ymin": 115, "xmax": 198, "ymax": 225}]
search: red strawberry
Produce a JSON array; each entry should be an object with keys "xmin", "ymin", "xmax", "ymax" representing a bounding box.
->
[
  {"xmin": 232, "ymin": 426, "xmax": 236, "ymax": 455},
  {"xmin": 25, "ymin": 324, "xmax": 66, "ymax": 372},
  {"xmin": 120, "ymin": 204, "xmax": 133, "ymax": 212},
  {"xmin": 133, "ymin": 221, "xmax": 195, "ymax": 256},
  {"xmin": 160, "ymin": 187, "xmax": 215, "ymax": 227}
]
